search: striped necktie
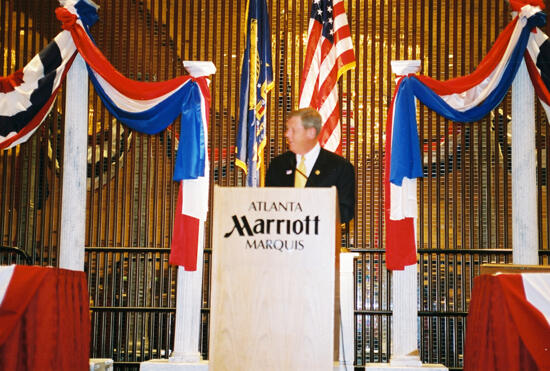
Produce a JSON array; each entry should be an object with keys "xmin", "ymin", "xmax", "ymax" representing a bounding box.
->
[{"xmin": 294, "ymin": 155, "xmax": 307, "ymax": 188}]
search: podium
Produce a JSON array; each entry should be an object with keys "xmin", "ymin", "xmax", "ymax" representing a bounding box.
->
[{"xmin": 210, "ymin": 186, "xmax": 339, "ymax": 371}]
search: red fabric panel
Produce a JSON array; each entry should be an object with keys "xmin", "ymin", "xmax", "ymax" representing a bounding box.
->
[
  {"xmin": 170, "ymin": 186, "xmax": 200, "ymax": 271},
  {"xmin": 0, "ymin": 266, "xmax": 90, "ymax": 371},
  {"xmin": 464, "ymin": 275, "xmax": 541, "ymax": 371},
  {"xmin": 384, "ymin": 217, "xmax": 417, "ymax": 270}
]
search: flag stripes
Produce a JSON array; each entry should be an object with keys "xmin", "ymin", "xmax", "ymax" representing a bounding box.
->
[{"xmin": 299, "ymin": 0, "xmax": 355, "ymax": 154}]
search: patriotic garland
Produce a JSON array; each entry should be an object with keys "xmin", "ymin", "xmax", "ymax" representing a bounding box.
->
[
  {"xmin": 385, "ymin": 2, "xmax": 549, "ymax": 270},
  {"xmin": 0, "ymin": 32, "xmax": 77, "ymax": 149},
  {"xmin": 7, "ymin": 1, "xmax": 550, "ymax": 272},
  {"xmin": 0, "ymin": 0, "xmax": 211, "ymax": 270}
]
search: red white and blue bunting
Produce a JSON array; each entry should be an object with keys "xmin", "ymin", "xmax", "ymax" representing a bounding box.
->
[
  {"xmin": 0, "ymin": 32, "xmax": 76, "ymax": 149},
  {"xmin": 386, "ymin": 2, "xmax": 549, "ymax": 270},
  {"xmin": 0, "ymin": 0, "xmax": 211, "ymax": 270}
]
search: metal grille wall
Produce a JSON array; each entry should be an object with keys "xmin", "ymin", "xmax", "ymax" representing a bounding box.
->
[
  {"xmin": 2, "ymin": 0, "xmax": 550, "ymax": 370},
  {"xmin": 0, "ymin": 0, "xmax": 62, "ymax": 267}
]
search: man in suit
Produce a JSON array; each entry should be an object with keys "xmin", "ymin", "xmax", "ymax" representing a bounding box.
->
[{"xmin": 266, "ymin": 107, "xmax": 355, "ymax": 223}]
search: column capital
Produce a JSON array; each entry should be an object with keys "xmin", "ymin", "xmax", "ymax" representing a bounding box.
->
[
  {"xmin": 390, "ymin": 60, "xmax": 421, "ymax": 76},
  {"xmin": 183, "ymin": 61, "xmax": 217, "ymax": 77}
]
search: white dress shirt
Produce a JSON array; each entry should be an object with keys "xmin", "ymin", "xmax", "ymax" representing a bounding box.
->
[{"xmin": 295, "ymin": 143, "xmax": 321, "ymax": 178}]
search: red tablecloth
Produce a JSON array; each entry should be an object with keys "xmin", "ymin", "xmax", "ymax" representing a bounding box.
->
[
  {"xmin": 464, "ymin": 273, "xmax": 550, "ymax": 371},
  {"xmin": 0, "ymin": 265, "xmax": 90, "ymax": 371}
]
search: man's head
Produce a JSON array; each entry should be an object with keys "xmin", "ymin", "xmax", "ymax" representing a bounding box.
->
[{"xmin": 285, "ymin": 107, "xmax": 322, "ymax": 155}]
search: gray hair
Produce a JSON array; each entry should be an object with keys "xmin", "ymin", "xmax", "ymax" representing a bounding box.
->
[{"xmin": 288, "ymin": 107, "xmax": 322, "ymax": 135}]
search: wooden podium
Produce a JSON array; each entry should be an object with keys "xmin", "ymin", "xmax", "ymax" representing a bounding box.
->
[{"xmin": 210, "ymin": 186, "xmax": 339, "ymax": 371}]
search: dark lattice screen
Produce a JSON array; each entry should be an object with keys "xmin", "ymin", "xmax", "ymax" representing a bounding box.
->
[{"xmin": 2, "ymin": 1, "xmax": 550, "ymax": 370}]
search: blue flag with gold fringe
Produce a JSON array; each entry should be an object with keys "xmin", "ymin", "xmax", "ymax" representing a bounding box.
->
[{"xmin": 235, "ymin": 0, "xmax": 274, "ymax": 187}]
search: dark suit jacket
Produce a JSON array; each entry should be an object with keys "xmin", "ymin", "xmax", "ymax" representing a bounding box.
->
[{"xmin": 265, "ymin": 149, "xmax": 355, "ymax": 223}]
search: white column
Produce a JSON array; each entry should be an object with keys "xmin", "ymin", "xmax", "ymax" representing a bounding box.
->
[
  {"xmin": 62, "ymin": 9, "xmax": 112, "ymax": 371},
  {"xmin": 141, "ymin": 61, "xmax": 215, "ymax": 371},
  {"xmin": 388, "ymin": 60, "xmax": 422, "ymax": 368},
  {"xmin": 170, "ymin": 223, "xmax": 206, "ymax": 364},
  {"xmin": 390, "ymin": 264, "xmax": 422, "ymax": 367},
  {"xmin": 512, "ymin": 59, "xmax": 539, "ymax": 265},
  {"xmin": 59, "ymin": 54, "xmax": 88, "ymax": 271},
  {"xmin": 168, "ymin": 62, "xmax": 215, "ymax": 366},
  {"xmin": 365, "ymin": 60, "xmax": 446, "ymax": 371}
]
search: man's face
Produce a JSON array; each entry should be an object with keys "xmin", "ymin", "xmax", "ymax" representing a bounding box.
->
[{"xmin": 285, "ymin": 116, "xmax": 316, "ymax": 155}]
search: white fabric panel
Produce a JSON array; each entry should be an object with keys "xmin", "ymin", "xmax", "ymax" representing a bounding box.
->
[
  {"xmin": 180, "ymin": 176, "xmax": 209, "ymax": 221},
  {"xmin": 181, "ymin": 89, "xmax": 209, "ymax": 221},
  {"xmin": 522, "ymin": 273, "xmax": 550, "ymax": 327},
  {"xmin": 390, "ymin": 177, "xmax": 418, "ymax": 220},
  {"xmin": 0, "ymin": 265, "xmax": 15, "ymax": 307}
]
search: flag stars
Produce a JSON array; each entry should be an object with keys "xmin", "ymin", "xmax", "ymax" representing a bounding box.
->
[{"xmin": 310, "ymin": 0, "xmax": 335, "ymax": 42}]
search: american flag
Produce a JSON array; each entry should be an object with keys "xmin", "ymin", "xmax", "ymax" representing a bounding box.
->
[{"xmin": 299, "ymin": 0, "xmax": 355, "ymax": 154}]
